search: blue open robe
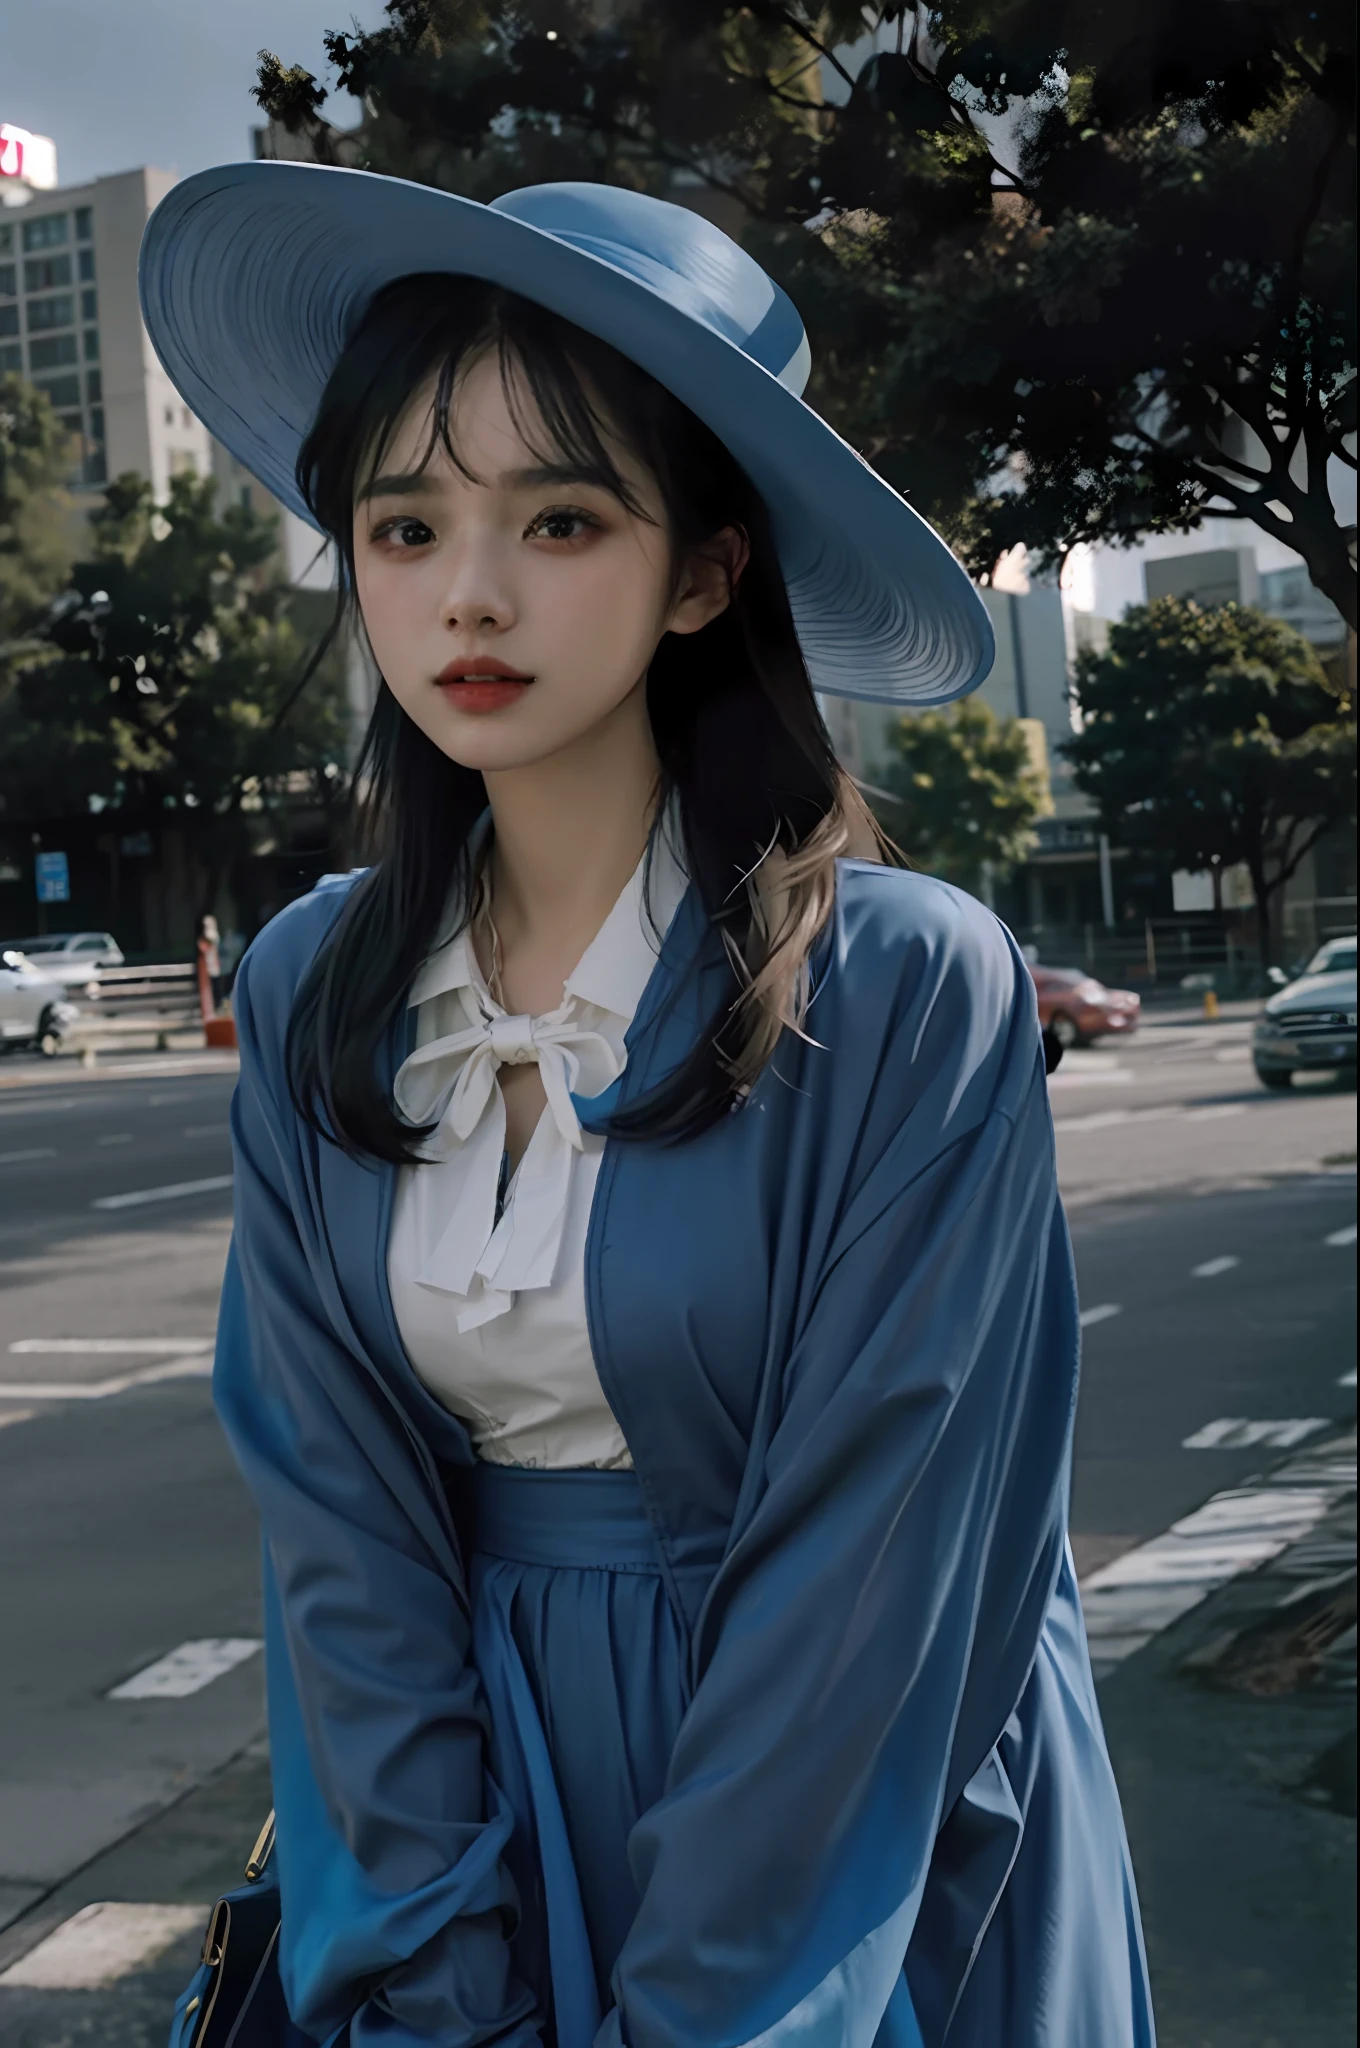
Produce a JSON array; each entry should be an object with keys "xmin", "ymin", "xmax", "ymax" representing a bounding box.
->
[{"xmin": 212, "ymin": 860, "xmax": 1155, "ymax": 2048}]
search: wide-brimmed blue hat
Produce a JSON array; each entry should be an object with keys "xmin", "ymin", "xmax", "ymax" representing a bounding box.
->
[{"xmin": 139, "ymin": 164, "xmax": 992, "ymax": 706}]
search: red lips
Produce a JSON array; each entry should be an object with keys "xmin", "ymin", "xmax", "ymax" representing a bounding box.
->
[{"xmin": 436, "ymin": 657, "xmax": 533, "ymax": 713}]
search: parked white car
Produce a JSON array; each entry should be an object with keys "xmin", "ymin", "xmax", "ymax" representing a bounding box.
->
[
  {"xmin": 0, "ymin": 931, "xmax": 124, "ymax": 984},
  {"xmin": 0, "ymin": 951, "xmax": 81, "ymax": 1054}
]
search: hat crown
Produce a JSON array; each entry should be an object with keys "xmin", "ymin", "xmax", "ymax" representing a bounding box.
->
[{"xmin": 490, "ymin": 182, "xmax": 811, "ymax": 397}]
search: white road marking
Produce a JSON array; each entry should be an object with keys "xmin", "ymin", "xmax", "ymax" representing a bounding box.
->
[
  {"xmin": 183, "ymin": 1122, "xmax": 228, "ymax": 1138},
  {"xmin": 0, "ymin": 1356, "xmax": 212, "ymax": 1401},
  {"xmin": 108, "ymin": 1637, "xmax": 262, "ymax": 1700},
  {"xmin": 0, "ymin": 1146, "xmax": 57, "ymax": 1164},
  {"xmin": 0, "ymin": 1407, "xmax": 37, "ymax": 1431},
  {"xmin": 92, "ymin": 1173, "xmax": 233, "ymax": 1211},
  {"xmin": 146, "ymin": 1090, "xmax": 193, "ymax": 1106},
  {"xmin": 96, "ymin": 1131, "xmax": 133, "ymax": 1146},
  {"xmin": 1191, "ymin": 1255, "xmax": 1240, "ymax": 1278},
  {"xmin": 1183, "ymin": 1104, "xmax": 1246, "ymax": 1123},
  {"xmin": 1182, "ymin": 1416, "xmax": 1329, "ymax": 1451},
  {"xmin": 1339, "ymin": 1369, "xmax": 1357, "ymax": 1388},
  {"xmin": 1080, "ymin": 1436, "xmax": 1355, "ymax": 1675},
  {"xmin": 1079, "ymin": 1303, "xmax": 1122, "ymax": 1329},
  {"xmin": 1052, "ymin": 1108, "xmax": 1144, "ymax": 1133},
  {"xmin": 0, "ymin": 1901, "xmax": 206, "ymax": 1989},
  {"xmin": 9, "ymin": 1337, "xmax": 213, "ymax": 1354},
  {"xmin": 1048, "ymin": 1068, "xmax": 1136, "ymax": 1089},
  {"xmin": 1325, "ymin": 1223, "xmax": 1357, "ymax": 1247},
  {"xmin": 0, "ymin": 1096, "xmax": 78, "ymax": 1116}
]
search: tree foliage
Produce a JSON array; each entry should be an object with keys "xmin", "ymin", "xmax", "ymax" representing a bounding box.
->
[
  {"xmin": 0, "ymin": 373, "xmax": 74, "ymax": 649},
  {"xmin": 871, "ymin": 697, "xmax": 1048, "ymax": 887},
  {"xmin": 257, "ymin": 1, "xmax": 1357, "ymax": 624},
  {"xmin": 1066, "ymin": 596, "xmax": 1355, "ymax": 963},
  {"xmin": 0, "ymin": 473, "xmax": 350, "ymax": 869}
]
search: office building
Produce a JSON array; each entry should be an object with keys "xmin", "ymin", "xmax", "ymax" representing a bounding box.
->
[{"xmin": 1, "ymin": 129, "xmax": 211, "ymax": 497}]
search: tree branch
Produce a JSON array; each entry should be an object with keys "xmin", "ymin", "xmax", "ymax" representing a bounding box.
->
[{"xmin": 761, "ymin": 5, "xmax": 858, "ymax": 93}]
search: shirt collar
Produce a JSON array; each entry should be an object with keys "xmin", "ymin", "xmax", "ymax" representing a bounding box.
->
[{"xmin": 407, "ymin": 808, "xmax": 689, "ymax": 1025}]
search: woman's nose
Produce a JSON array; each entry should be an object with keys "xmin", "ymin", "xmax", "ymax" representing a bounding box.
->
[{"xmin": 439, "ymin": 542, "xmax": 516, "ymax": 634}]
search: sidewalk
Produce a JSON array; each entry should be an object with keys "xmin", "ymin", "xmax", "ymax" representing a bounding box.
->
[{"xmin": 0, "ymin": 1045, "xmax": 238, "ymax": 1091}]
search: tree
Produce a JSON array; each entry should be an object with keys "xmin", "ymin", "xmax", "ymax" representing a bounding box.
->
[
  {"xmin": 257, "ymin": 2, "xmax": 1356, "ymax": 626},
  {"xmin": 1065, "ymin": 597, "xmax": 1355, "ymax": 966},
  {"xmin": 0, "ymin": 471, "xmax": 351, "ymax": 903},
  {"xmin": 0, "ymin": 373, "xmax": 74, "ymax": 650},
  {"xmin": 869, "ymin": 697, "xmax": 1048, "ymax": 890}
]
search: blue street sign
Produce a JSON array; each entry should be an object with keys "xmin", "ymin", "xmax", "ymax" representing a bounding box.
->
[{"xmin": 35, "ymin": 850, "xmax": 70, "ymax": 904}]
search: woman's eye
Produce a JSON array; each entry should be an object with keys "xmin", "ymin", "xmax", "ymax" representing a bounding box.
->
[
  {"xmin": 525, "ymin": 505, "xmax": 598, "ymax": 543},
  {"xmin": 372, "ymin": 516, "xmax": 435, "ymax": 549}
]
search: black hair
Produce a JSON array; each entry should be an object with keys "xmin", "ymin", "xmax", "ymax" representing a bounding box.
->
[{"xmin": 286, "ymin": 273, "xmax": 856, "ymax": 1161}]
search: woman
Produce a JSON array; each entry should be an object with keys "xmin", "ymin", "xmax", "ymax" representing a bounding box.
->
[{"xmin": 141, "ymin": 171, "xmax": 1154, "ymax": 2047}]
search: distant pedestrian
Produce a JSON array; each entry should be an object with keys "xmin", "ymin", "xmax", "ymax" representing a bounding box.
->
[
  {"xmin": 145, "ymin": 167, "xmax": 1156, "ymax": 2048},
  {"xmin": 195, "ymin": 912, "xmax": 222, "ymax": 1016}
]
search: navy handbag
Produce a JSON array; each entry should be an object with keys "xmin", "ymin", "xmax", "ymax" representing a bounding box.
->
[{"xmin": 168, "ymin": 1812, "xmax": 312, "ymax": 2047}]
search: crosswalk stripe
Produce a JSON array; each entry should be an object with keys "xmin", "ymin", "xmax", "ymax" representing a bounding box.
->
[
  {"xmin": 107, "ymin": 1638, "xmax": 262, "ymax": 1700},
  {"xmin": 0, "ymin": 1902, "xmax": 206, "ymax": 1989},
  {"xmin": 1182, "ymin": 1417, "xmax": 1328, "ymax": 1450},
  {"xmin": 1080, "ymin": 1436, "xmax": 1355, "ymax": 1678}
]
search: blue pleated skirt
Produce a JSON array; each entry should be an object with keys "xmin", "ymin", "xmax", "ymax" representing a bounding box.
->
[{"xmin": 468, "ymin": 1465, "xmax": 701, "ymax": 2048}]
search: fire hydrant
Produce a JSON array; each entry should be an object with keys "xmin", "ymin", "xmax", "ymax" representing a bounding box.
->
[{"xmin": 1203, "ymin": 988, "xmax": 1220, "ymax": 1021}]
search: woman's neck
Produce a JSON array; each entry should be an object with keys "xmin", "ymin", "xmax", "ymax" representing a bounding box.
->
[{"xmin": 480, "ymin": 681, "xmax": 660, "ymax": 1014}]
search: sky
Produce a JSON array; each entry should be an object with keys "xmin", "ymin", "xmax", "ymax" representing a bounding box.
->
[{"xmin": 3, "ymin": 0, "xmax": 386, "ymax": 189}]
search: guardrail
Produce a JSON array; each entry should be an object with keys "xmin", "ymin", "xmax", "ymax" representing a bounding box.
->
[{"xmin": 60, "ymin": 963, "xmax": 206, "ymax": 1061}]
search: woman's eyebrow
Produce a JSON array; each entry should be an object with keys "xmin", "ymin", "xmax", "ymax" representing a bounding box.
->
[
  {"xmin": 500, "ymin": 462, "xmax": 613, "ymax": 491},
  {"xmin": 359, "ymin": 470, "xmax": 436, "ymax": 502}
]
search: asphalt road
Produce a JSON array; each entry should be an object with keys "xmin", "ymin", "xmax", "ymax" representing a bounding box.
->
[{"xmin": 0, "ymin": 1017, "xmax": 1354, "ymax": 2044}]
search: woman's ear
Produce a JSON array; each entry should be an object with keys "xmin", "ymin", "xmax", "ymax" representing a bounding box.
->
[{"xmin": 667, "ymin": 525, "xmax": 751, "ymax": 637}]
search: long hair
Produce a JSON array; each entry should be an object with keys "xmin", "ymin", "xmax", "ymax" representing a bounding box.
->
[{"xmin": 287, "ymin": 274, "xmax": 889, "ymax": 1161}]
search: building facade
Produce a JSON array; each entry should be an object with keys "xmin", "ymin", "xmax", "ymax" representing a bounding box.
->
[{"xmin": 2, "ymin": 151, "xmax": 212, "ymax": 499}]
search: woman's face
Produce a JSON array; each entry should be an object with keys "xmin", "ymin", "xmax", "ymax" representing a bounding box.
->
[{"xmin": 352, "ymin": 350, "xmax": 738, "ymax": 774}]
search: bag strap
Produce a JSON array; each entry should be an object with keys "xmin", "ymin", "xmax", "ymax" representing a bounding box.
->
[{"xmin": 245, "ymin": 1811, "xmax": 276, "ymax": 1882}]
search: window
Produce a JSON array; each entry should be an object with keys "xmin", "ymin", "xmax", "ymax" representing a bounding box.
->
[
  {"xmin": 0, "ymin": 263, "xmax": 14, "ymax": 296},
  {"xmin": 164, "ymin": 404, "xmax": 174, "ymax": 426},
  {"xmin": 0, "ymin": 305, "xmax": 17, "ymax": 340},
  {"xmin": 26, "ymin": 293, "xmax": 75, "ymax": 332},
  {"xmin": 86, "ymin": 368, "xmax": 102, "ymax": 402},
  {"xmin": 57, "ymin": 409, "xmax": 83, "ymax": 437},
  {"xmin": 83, "ymin": 327, "xmax": 100, "ymax": 361},
  {"xmin": 29, "ymin": 333, "xmax": 77, "ymax": 370},
  {"xmin": 81, "ymin": 288, "xmax": 97, "ymax": 321},
  {"xmin": 89, "ymin": 407, "xmax": 105, "ymax": 442},
  {"xmin": 1261, "ymin": 567, "xmax": 1308, "ymax": 609},
  {"xmin": 22, "ymin": 214, "xmax": 69, "ymax": 252},
  {"xmin": 24, "ymin": 254, "xmax": 71, "ymax": 292},
  {"xmin": 0, "ymin": 223, "xmax": 12, "ymax": 255},
  {"xmin": 75, "ymin": 207, "xmax": 93, "ymax": 241},
  {"xmin": 0, "ymin": 343, "xmax": 20, "ymax": 373},
  {"xmin": 181, "ymin": 405, "xmax": 192, "ymax": 429},
  {"xmin": 78, "ymin": 247, "xmax": 95, "ymax": 283},
  {"xmin": 36, "ymin": 374, "xmax": 81, "ymax": 408},
  {"xmin": 84, "ymin": 445, "xmax": 107, "ymax": 486},
  {"xmin": 169, "ymin": 448, "xmax": 200, "ymax": 476}
]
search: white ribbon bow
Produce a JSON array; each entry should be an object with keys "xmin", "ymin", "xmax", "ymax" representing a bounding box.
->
[{"xmin": 393, "ymin": 1001, "xmax": 624, "ymax": 1330}]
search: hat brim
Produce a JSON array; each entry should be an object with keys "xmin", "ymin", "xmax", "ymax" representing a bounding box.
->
[{"xmin": 139, "ymin": 161, "xmax": 993, "ymax": 706}]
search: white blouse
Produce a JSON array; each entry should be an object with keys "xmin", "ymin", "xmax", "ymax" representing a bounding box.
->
[{"xmin": 387, "ymin": 825, "xmax": 689, "ymax": 1470}]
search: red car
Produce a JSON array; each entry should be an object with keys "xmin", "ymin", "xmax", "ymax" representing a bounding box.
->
[{"xmin": 1029, "ymin": 966, "xmax": 1141, "ymax": 1048}]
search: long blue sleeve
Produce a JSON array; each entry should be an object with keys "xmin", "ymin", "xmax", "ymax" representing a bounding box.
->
[
  {"xmin": 603, "ymin": 902, "xmax": 1142, "ymax": 2047},
  {"xmin": 215, "ymin": 909, "xmax": 540, "ymax": 2048}
]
